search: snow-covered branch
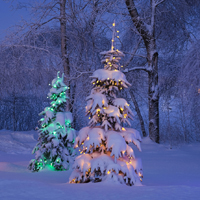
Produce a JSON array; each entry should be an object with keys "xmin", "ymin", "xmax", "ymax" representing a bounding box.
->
[{"xmin": 123, "ymin": 63, "xmax": 149, "ymax": 73}]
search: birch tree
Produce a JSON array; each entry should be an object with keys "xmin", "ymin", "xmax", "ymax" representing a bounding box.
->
[{"xmin": 124, "ymin": 0, "xmax": 164, "ymax": 143}]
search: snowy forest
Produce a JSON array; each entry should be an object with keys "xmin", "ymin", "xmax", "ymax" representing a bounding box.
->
[
  {"xmin": 0, "ymin": 0, "xmax": 200, "ymax": 199},
  {"xmin": 0, "ymin": 0, "xmax": 200, "ymax": 144}
]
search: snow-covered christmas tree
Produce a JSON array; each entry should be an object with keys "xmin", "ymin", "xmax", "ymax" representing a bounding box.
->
[
  {"xmin": 69, "ymin": 23, "xmax": 143, "ymax": 186},
  {"xmin": 28, "ymin": 72, "xmax": 76, "ymax": 172}
]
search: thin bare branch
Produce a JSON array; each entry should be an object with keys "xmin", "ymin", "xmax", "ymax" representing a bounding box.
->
[
  {"xmin": 155, "ymin": 0, "xmax": 165, "ymax": 6},
  {"xmin": 124, "ymin": 38, "xmax": 142, "ymax": 68}
]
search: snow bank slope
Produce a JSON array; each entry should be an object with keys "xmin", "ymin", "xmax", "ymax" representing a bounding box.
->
[{"xmin": 0, "ymin": 130, "xmax": 37, "ymax": 154}]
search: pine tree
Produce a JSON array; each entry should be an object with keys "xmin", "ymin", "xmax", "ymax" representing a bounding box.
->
[
  {"xmin": 69, "ymin": 23, "xmax": 143, "ymax": 186},
  {"xmin": 28, "ymin": 72, "xmax": 76, "ymax": 172}
]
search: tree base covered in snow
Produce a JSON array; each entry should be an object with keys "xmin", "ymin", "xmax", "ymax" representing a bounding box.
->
[{"xmin": 69, "ymin": 127, "xmax": 143, "ymax": 186}]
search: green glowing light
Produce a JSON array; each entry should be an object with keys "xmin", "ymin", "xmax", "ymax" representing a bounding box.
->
[
  {"xmin": 65, "ymin": 119, "xmax": 71, "ymax": 125},
  {"xmin": 46, "ymin": 164, "xmax": 55, "ymax": 171}
]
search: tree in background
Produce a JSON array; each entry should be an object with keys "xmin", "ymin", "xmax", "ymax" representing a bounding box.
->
[
  {"xmin": 69, "ymin": 23, "xmax": 143, "ymax": 185},
  {"xmin": 28, "ymin": 72, "xmax": 76, "ymax": 172},
  {"xmin": 124, "ymin": 0, "xmax": 165, "ymax": 143}
]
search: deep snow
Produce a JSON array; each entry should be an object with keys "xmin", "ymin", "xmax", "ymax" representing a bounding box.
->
[{"xmin": 0, "ymin": 129, "xmax": 200, "ymax": 200}]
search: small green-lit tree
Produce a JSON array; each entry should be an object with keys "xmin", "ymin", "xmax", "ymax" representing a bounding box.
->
[{"xmin": 28, "ymin": 72, "xmax": 76, "ymax": 172}]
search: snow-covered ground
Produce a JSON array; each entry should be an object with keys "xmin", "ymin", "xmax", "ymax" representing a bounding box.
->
[{"xmin": 0, "ymin": 130, "xmax": 200, "ymax": 200}]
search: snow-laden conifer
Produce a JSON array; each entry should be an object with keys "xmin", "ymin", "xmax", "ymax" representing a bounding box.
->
[
  {"xmin": 28, "ymin": 72, "xmax": 76, "ymax": 172},
  {"xmin": 69, "ymin": 23, "xmax": 143, "ymax": 186}
]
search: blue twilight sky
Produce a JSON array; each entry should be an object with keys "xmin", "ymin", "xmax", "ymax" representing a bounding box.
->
[{"xmin": 0, "ymin": 0, "xmax": 28, "ymax": 40}]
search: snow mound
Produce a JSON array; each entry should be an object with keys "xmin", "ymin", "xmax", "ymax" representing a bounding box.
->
[
  {"xmin": 0, "ymin": 130, "xmax": 37, "ymax": 154},
  {"xmin": 0, "ymin": 162, "xmax": 26, "ymax": 173}
]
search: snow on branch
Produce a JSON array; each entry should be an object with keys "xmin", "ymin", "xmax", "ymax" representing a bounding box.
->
[{"xmin": 123, "ymin": 63, "xmax": 150, "ymax": 73}]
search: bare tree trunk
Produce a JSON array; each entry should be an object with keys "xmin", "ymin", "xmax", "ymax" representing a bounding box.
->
[
  {"xmin": 125, "ymin": 0, "xmax": 161, "ymax": 143},
  {"xmin": 60, "ymin": 0, "xmax": 70, "ymax": 111},
  {"xmin": 148, "ymin": 51, "xmax": 159, "ymax": 143},
  {"xmin": 129, "ymin": 90, "xmax": 147, "ymax": 137}
]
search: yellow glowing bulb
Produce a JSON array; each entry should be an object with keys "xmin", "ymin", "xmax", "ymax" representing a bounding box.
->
[
  {"xmin": 113, "ymin": 23, "xmax": 115, "ymax": 26},
  {"xmin": 117, "ymin": 36, "xmax": 119, "ymax": 38},
  {"xmin": 117, "ymin": 30, "xmax": 119, "ymax": 33},
  {"xmin": 107, "ymin": 171, "xmax": 110, "ymax": 174},
  {"xmin": 89, "ymin": 117, "xmax": 91, "ymax": 119},
  {"xmin": 113, "ymin": 57, "xmax": 115, "ymax": 59},
  {"xmin": 93, "ymin": 82, "xmax": 95, "ymax": 84},
  {"xmin": 122, "ymin": 127, "xmax": 126, "ymax": 131},
  {"xmin": 112, "ymin": 39, "xmax": 114, "ymax": 42},
  {"xmin": 121, "ymin": 65, "xmax": 123, "ymax": 68},
  {"xmin": 107, "ymin": 78, "xmax": 109, "ymax": 80}
]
